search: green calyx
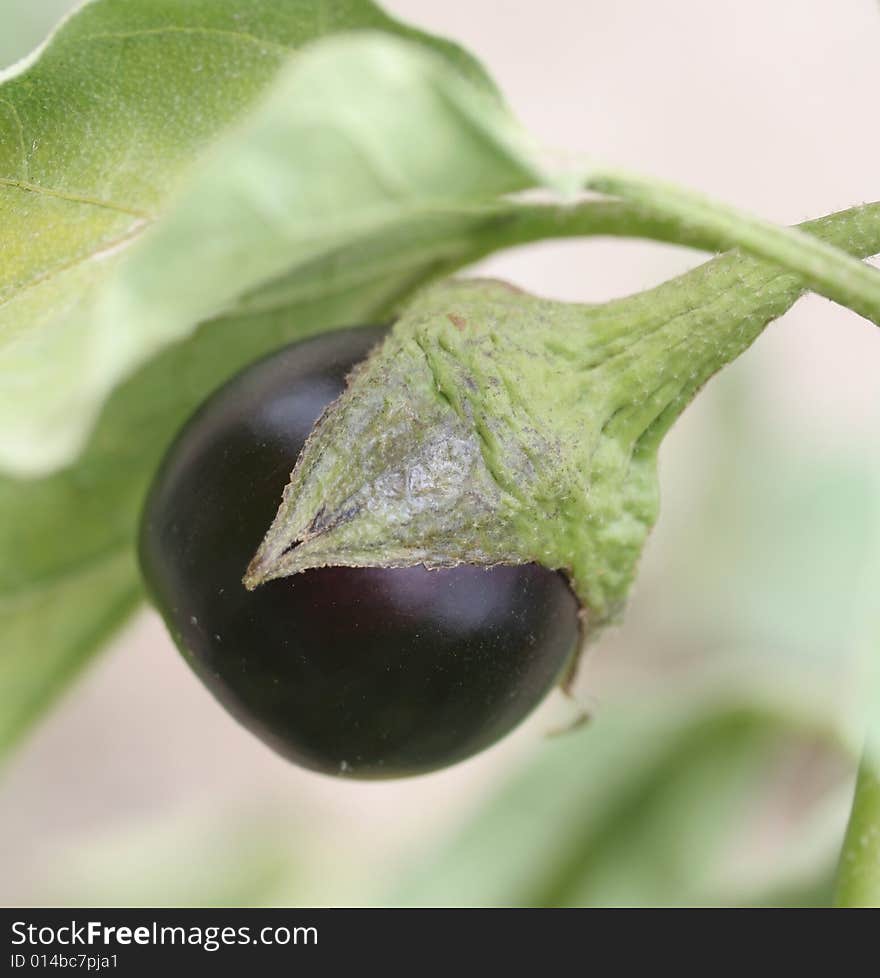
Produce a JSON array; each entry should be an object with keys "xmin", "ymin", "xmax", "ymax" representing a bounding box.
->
[
  {"xmin": 239, "ymin": 277, "xmax": 753, "ymax": 623},
  {"xmin": 245, "ymin": 205, "xmax": 880, "ymax": 626},
  {"xmin": 245, "ymin": 278, "xmax": 655, "ymax": 622}
]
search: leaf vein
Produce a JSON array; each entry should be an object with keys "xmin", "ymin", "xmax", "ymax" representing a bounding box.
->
[
  {"xmin": 0, "ymin": 176, "xmax": 152, "ymax": 218},
  {"xmin": 0, "ymin": 218, "xmax": 151, "ymax": 311}
]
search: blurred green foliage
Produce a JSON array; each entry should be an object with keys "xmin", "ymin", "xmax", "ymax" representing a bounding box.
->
[{"xmin": 390, "ymin": 700, "xmax": 846, "ymax": 908}]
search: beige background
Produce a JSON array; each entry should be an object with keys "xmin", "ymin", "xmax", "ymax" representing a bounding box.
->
[{"xmin": 2, "ymin": 0, "xmax": 879, "ymax": 905}]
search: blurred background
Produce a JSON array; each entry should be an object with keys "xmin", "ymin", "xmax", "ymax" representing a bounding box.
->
[{"xmin": 2, "ymin": 0, "xmax": 880, "ymax": 907}]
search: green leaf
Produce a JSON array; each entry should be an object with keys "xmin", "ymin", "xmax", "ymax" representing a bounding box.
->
[
  {"xmin": 0, "ymin": 0, "xmax": 518, "ymax": 477},
  {"xmin": 388, "ymin": 692, "xmax": 852, "ymax": 907}
]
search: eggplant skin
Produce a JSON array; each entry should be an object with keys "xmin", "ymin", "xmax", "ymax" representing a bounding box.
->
[{"xmin": 138, "ymin": 325, "xmax": 580, "ymax": 778}]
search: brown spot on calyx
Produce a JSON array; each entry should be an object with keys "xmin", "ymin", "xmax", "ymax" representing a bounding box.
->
[{"xmin": 447, "ymin": 313, "xmax": 467, "ymax": 331}]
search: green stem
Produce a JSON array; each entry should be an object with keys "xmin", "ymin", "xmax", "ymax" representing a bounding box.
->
[
  {"xmin": 474, "ymin": 197, "xmax": 735, "ymax": 254},
  {"xmin": 436, "ymin": 198, "xmax": 880, "ymax": 290},
  {"xmin": 586, "ymin": 170, "xmax": 880, "ymax": 327},
  {"xmin": 834, "ymin": 738, "xmax": 880, "ymax": 907}
]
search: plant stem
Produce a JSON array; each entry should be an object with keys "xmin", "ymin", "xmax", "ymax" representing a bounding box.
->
[
  {"xmin": 478, "ymin": 197, "xmax": 734, "ymax": 254},
  {"xmin": 586, "ymin": 170, "xmax": 880, "ymax": 327},
  {"xmin": 834, "ymin": 737, "xmax": 880, "ymax": 907},
  {"xmin": 446, "ymin": 198, "xmax": 880, "ymax": 283}
]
